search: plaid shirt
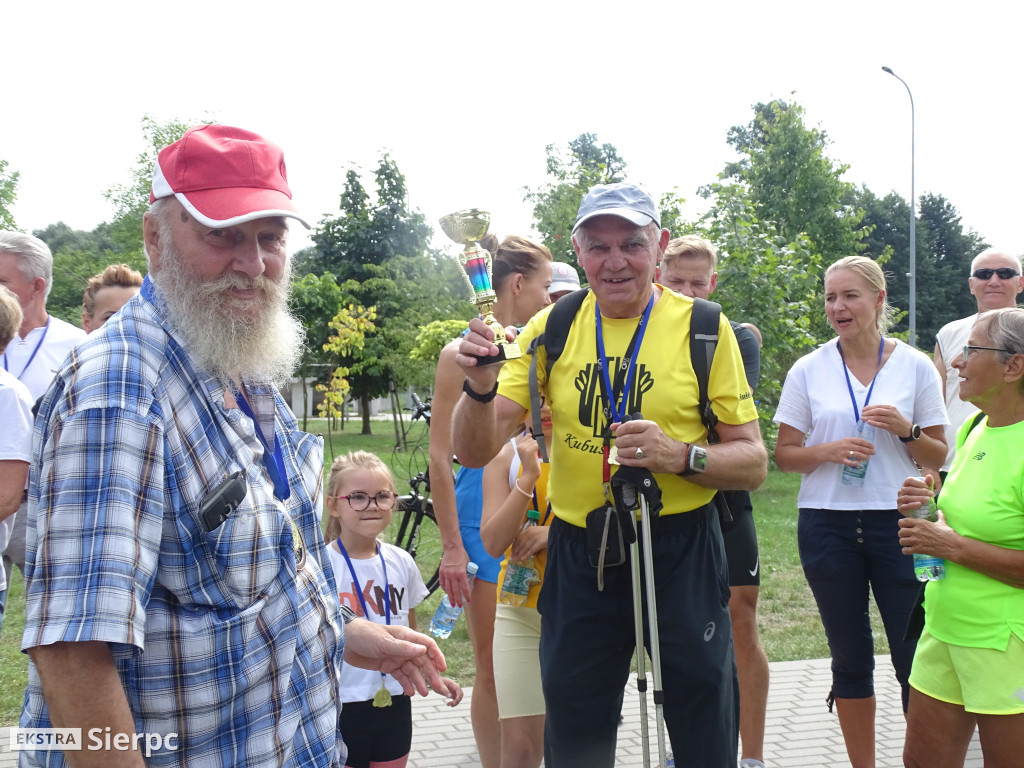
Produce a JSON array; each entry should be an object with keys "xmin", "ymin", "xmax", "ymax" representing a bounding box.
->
[{"xmin": 21, "ymin": 278, "xmax": 344, "ymax": 767}]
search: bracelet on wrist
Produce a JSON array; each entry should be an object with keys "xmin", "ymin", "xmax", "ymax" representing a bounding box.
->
[
  {"xmin": 513, "ymin": 480, "xmax": 532, "ymax": 499},
  {"xmin": 463, "ymin": 379, "xmax": 498, "ymax": 404}
]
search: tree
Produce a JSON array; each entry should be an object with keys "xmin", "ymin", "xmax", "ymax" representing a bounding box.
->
[
  {"xmin": 852, "ymin": 186, "xmax": 987, "ymax": 346},
  {"xmin": 1, "ymin": 159, "xmax": 19, "ymax": 231},
  {"xmin": 289, "ymin": 272, "xmax": 346, "ymax": 428},
  {"xmin": 317, "ymin": 303, "xmax": 377, "ymax": 420},
  {"xmin": 914, "ymin": 193, "xmax": 987, "ymax": 344},
  {"xmin": 309, "ymin": 154, "xmax": 467, "ymax": 434},
  {"xmin": 103, "ymin": 115, "xmax": 199, "ymax": 258},
  {"xmin": 722, "ymin": 99, "xmax": 866, "ymax": 265},
  {"xmin": 35, "ymin": 222, "xmax": 146, "ymax": 325},
  {"xmin": 410, "ymin": 319, "xmax": 470, "ymax": 366},
  {"xmin": 691, "ymin": 181, "xmax": 823, "ymax": 448},
  {"xmin": 524, "ymin": 133, "xmax": 627, "ymax": 264}
]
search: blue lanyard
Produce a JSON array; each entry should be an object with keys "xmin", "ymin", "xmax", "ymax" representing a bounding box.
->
[
  {"xmin": 837, "ymin": 336, "xmax": 885, "ymax": 422},
  {"xmin": 336, "ymin": 538, "xmax": 391, "ymax": 625},
  {"xmin": 140, "ymin": 276, "xmax": 290, "ymax": 499},
  {"xmin": 530, "ymin": 488, "xmax": 553, "ymax": 526},
  {"xmin": 595, "ymin": 294, "xmax": 654, "ymax": 426},
  {"xmin": 234, "ymin": 388, "xmax": 291, "ymax": 501},
  {"xmin": 3, "ymin": 316, "xmax": 50, "ymax": 381}
]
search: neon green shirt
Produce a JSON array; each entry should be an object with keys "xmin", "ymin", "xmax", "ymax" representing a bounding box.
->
[
  {"xmin": 497, "ymin": 289, "xmax": 757, "ymax": 528},
  {"xmin": 925, "ymin": 415, "xmax": 1024, "ymax": 648}
]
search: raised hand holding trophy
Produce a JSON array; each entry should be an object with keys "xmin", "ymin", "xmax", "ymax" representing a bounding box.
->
[{"xmin": 439, "ymin": 208, "xmax": 522, "ymax": 366}]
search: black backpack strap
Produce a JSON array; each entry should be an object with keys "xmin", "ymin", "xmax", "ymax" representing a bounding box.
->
[
  {"xmin": 527, "ymin": 288, "xmax": 590, "ymax": 462},
  {"xmin": 690, "ymin": 297, "xmax": 722, "ymax": 441},
  {"xmin": 689, "ymin": 297, "xmax": 734, "ymax": 525}
]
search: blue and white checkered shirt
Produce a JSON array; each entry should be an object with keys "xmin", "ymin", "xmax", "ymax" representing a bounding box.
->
[{"xmin": 21, "ymin": 277, "xmax": 344, "ymax": 767}]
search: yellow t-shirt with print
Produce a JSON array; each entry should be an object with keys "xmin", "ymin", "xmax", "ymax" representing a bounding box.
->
[{"xmin": 497, "ymin": 288, "xmax": 757, "ymax": 528}]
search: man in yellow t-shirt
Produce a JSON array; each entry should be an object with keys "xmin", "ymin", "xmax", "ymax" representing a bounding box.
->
[{"xmin": 451, "ymin": 183, "xmax": 767, "ymax": 767}]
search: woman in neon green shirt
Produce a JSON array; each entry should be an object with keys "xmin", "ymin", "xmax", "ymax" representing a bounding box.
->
[{"xmin": 897, "ymin": 306, "xmax": 1024, "ymax": 767}]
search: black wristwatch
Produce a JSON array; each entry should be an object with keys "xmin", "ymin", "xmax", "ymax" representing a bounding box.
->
[
  {"xmin": 899, "ymin": 424, "xmax": 922, "ymax": 443},
  {"xmin": 677, "ymin": 444, "xmax": 708, "ymax": 477}
]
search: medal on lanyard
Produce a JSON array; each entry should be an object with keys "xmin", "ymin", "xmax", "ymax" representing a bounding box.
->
[
  {"xmin": 595, "ymin": 295, "xmax": 653, "ymax": 501},
  {"xmin": 337, "ymin": 538, "xmax": 393, "ymax": 708}
]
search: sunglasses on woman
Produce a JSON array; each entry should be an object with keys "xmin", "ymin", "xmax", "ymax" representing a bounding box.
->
[{"xmin": 972, "ymin": 268, "xmax": 1020, "ymax": 280}]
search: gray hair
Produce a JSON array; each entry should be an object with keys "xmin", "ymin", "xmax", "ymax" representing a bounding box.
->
[
  {"xmin": 0, "ymin": 231, "xmax": 53, "ymax": 299},
  {"xmin": 976, "ymin": 307, "xmax": 1024, "ymax": 362},
  {"xmin": 144, "ymin": 198, "xmax": 175, "ymax": 272}
]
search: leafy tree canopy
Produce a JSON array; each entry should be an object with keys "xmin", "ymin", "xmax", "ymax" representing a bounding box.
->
[
  {"xmin": 687, "ymin": 181, "xmax": 823, "ymax": 448},
  {"xmin": 103, "ymin": 115, "xmax": 203, "ymax": 258},
  {"xmin": 307, "ymin": 154, "xmax": 467, "ymax": 433},
  {"xmin": 851, "ymin": 186, "xmax": 987, "ymax": 347},
  {"xmin": 721, "ymin": 99, "xmax": 866, "ymax": 266},
  {"xmin": 524, "ymin": 133, "xmax": 626, "ymax": 265},
  {"xmin": 0, "ymin": 159, "xmax": 19, "ymax": 231}
]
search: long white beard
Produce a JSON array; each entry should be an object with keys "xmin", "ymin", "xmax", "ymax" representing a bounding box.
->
[{"xmin": 154, "ymin": 249, "xmax": 304, "ymax": 386}]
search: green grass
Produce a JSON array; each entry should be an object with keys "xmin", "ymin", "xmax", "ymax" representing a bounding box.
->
[
  {"xmin": 0, "ymin": 570, "xmax": 26, "ymax": 725},
  {"xmin": 0, "ymin": 418, "xmax": 892, "ymax": 725}
]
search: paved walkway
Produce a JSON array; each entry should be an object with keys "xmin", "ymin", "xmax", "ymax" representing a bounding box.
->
[
  {"xmin": 404, "ymin": 656, "xmax": 983, "ymax": 768},
  {"xmin": 0, "ymin": 656, "xmax": 983, "ymax": 767}
]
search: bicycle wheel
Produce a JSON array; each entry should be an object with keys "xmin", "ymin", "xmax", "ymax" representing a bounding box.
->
[{"xmin": 383, "ymin": 496, "xmax": 441, "ymax": 596}]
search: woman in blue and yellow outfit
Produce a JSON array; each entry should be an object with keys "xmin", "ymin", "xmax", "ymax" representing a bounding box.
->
[{"xmin": 480, "ymin": 400, "xmax": 553, "ymax": 768}]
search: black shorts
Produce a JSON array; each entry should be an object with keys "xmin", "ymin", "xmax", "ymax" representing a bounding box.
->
[
  {"xmin": 720, "ymin": 491, "xmax": 760, "ymax": 587},
  {"xmin": 338, "ymin": 694, "xmax": 412, "ymax": 768}
]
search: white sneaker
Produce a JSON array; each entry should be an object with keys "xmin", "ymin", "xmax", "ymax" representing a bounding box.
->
[{"xmin": 739, "ymin": 760, "xmax": 766, "ymax": 768}]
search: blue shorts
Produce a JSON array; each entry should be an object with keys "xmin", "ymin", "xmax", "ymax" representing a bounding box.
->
[{"xmin": 455, "ymin": 465, "xmax": 500, "ymax": 583}]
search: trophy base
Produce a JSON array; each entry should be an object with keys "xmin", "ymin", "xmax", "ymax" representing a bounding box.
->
[{"xmin": 474, "ymin": 342, "xmax": 522, "ymax": 367}]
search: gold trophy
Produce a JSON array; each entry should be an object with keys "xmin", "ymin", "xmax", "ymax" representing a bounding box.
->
[{"xmin": 439, "ymin": 208, "xmax": 521, "ymax": 366}]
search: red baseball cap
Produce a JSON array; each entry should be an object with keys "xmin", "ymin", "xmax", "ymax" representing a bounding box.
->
[{"xmin": 150, "ymin": 124, "xmax": 310, "ymax": 229}]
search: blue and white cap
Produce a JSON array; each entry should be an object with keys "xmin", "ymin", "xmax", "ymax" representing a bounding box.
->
[{"xmin": 573, "ymin": 182, "xmax": 660, "ymax": 234}]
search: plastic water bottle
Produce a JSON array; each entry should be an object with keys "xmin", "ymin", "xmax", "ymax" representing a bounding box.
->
[
  {"xmin": 429, "ymin": 562, "xmax": 478, "ymax": 639},
  {"xmin": 499, "ymin": 509, "xmax": 541, "ymax": 607},
  {"xmin": 912, "ymin": 476, "xmax": 946, "ymax": 582},
  {"xmin": 841, "ymin": 420, "xmax": 875, "ymax": 487}
]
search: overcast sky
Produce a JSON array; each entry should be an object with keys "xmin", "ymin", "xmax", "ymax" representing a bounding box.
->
[{"xmin": 4, "ymin": 1, "xmax": 1020, "ymax": 259}]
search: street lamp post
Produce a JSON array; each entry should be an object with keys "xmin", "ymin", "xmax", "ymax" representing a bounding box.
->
[{"xmin": 882, "ymin": 66, "xmax": 916, "ymax": 347}]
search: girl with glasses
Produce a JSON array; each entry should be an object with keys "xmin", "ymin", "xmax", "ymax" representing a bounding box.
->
[{"xmin": 325, "ymin": 451, "xmax": 462, "ymax": 768}]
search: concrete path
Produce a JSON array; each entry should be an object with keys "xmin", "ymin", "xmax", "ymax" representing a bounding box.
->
[
  {"xmin": 0, "ymin": 656, "xmax": 983, "ymax": 767},
  {"xmin": 406, "ymin": 656, "xmax": 984, "ymax": 768}
]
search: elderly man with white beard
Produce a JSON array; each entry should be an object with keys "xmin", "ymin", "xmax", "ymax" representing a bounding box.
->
[{"xmin": 19, "ymin": 125, "xmax": 448, "ymax": 768}]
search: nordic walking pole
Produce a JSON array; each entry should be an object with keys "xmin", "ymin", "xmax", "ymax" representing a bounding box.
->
[
  {"xmin": 625, "ymin": 480, "xmax": 652, "ymax": 767},
  {"xmin": 639, "ymin": 488, "xmax": 668, "ymax": 766}
]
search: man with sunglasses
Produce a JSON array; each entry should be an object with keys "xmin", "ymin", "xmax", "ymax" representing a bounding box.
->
[{"xmin": 933, "ymin": 249, "xmax": 1024, "ymax": 476}]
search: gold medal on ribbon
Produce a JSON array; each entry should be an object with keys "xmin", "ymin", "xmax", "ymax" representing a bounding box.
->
[{"xmin": 372, "ymin": 679, "xmax": 392, "ymax": 708}]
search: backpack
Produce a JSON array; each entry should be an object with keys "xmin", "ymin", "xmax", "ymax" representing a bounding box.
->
[{"xmin": 525, "ymin": 288, "xmax": 732, "ymax": 521}]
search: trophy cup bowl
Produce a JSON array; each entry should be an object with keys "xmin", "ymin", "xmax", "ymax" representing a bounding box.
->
[
  {"xmin": 438, "ymin": 209, "xmax": 490, "ymax": 245},
  {"xmin": 439, "ymin": 208, "xmax": 521, "ymax": 366}
]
